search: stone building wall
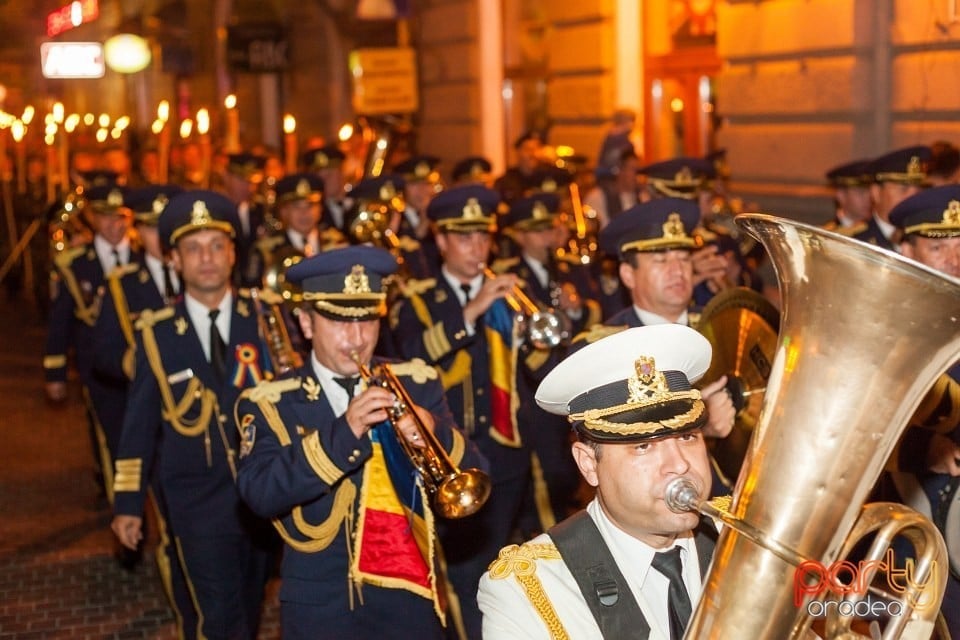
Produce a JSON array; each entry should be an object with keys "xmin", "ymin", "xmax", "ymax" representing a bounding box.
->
[{"xmin": 717, "ymin": 0, "xmax": 960, "ymax": 222}]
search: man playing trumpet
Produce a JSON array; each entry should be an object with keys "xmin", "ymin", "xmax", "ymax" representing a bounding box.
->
[{"xmin": 235, "ymin": 245, "xmax": 487, "ymax": 640}]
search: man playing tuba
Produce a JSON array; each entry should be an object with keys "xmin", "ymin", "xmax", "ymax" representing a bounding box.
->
[{"xmin": 479, "ymin": 324, "xmax": 719, "ymax": 640}]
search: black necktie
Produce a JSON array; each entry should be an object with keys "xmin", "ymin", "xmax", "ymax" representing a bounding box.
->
[
  {"xmin": 651, "ymin": 547, "xmax": 692, "ymax": 640},
  {"xmin": 112, "ymin": 249, "xmax": 121, "ymax": 268},
  {"xmin": 333, "ymin": 376, "xmax": 359, "ymax": 399},
  {"xmin": 209, "ymin": 309, "xmax": 227, "ymax": 382},
  {"xmin": 163, "ymin": 264, "xmax": 177, "ymax": 300},
  {"xmin": 460, "ymin": 283, "xmax": 473, "ymax": 305}
]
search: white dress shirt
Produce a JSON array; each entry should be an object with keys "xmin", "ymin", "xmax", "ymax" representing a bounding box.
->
[
  {"xmin": 523, "ymin": 254, "xmax": 550, "ymax": 289},
  {"xmin": 143, "ymin": 253, "xmax": 178, "ymax": 298},
  {"xmin": 441, "ymin": 266, "xmax": 483, "ymax": 336},
  {"xmin": 94, "ymin": 234, "xmax": 131, "ymax": 274},
  {"xmin": 478, "ymin": 498, "xmax": 704, "ymax": 640},
  {"xmin": 635, "ymin": 305, "xmax": 690, "ymax": 327},
  {"xmin": 309, "ymin": 353, "xmax": 363, "ymax": 417},
  {"xmin": 288, "ymin": 229, "xmax": 320, "ymax": 256},
  {"xmin": 184, "ymin": 291, "xmax": 233, "ymax": 362}
]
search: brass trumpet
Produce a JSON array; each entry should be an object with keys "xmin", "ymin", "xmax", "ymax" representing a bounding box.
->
[
  {"xmin": 482, "ymin": 266, "xmax": 572, "ymax": 349},
  {"xmin": 250, "ymin": 287, "xmax": 303, "ymax": 377},
  {"xmin": 351, "ymin": 353, "xmax": 492, "ymax": 519}
]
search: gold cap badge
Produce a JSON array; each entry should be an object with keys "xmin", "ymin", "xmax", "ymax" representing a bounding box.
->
[
  {"xmin": 943, "ymin": 200, "xmax": 960, "ymax": 225},
  {"xmin": 343, "ymin": 264, "xmax": 372, "ymax": 294},
  {"xmin": 662, "ymin": 213, "xmax": 687, "ymax": 240},
  {"xmin": 191, "ymin": 200, "xmax": 213, "ymax": 227},
  {"xmin": 295, "ymin": 179, "xmax": 312, "ymax": 197},
  {"xmin": 462, "ymin": 197, "xmax": 483, "ymax": 219},
  {"xmin": 627, "ymin": 356, "xmax": 670, "ymax": 404}
]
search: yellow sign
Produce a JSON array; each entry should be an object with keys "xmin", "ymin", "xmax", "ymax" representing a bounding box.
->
[{"xmin": 349, "ymin": 47, "xmax": 419, "ymax": 115}]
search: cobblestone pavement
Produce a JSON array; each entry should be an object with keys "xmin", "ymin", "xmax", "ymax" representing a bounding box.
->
[{"xmin": 0, "ymin": 303, "xmax": 280, "ymax": 639}]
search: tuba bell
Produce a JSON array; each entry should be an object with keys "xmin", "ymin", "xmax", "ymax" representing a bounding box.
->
[{"xmin": 672, "ymin": 214, "xmax": 959, "ymax": 640}]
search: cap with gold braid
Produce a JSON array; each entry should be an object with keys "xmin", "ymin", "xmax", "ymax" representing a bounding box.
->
[
  {"xmin": 85, "ymin": 185, "xmax": 131, "ymax": 217},
  {"xmin": 226, "ymin": 153, "xmax": 266, "ymax": 183},
  {"xmin": 158, "ymin": 190, "xmax": 240, "ymax": 251},
  {"xmin": 451, "ymin": 156, "xmax": 492, "ymax": 184},
  {"xmin": 426, "ymin": 184, "xmax": 500, "ymax": 233},
  {"xmin": 301, "ymin": 145, "xmax": 345, "ymax": 171},
  {"xmin": 639, "ymin": 157, "xmax": 713, "ymax": 199},
  {"xmin": 889, "ymin": 183, "xmax": 960, "ymax": 238},
  {"xmin": 126, "ymin": 184, "xmax": 184, "ymax": 226},
  {"xmin": 274, "ymin": 173, "xmax": 324, "ymax": 204},
  {"xmin": 536, "ymin": 324, "xmax": 712, "ymax": 442},
  {"xmin": 503, "ymin": 193, "xmax": 560, "ymax": 232},
  {"xmin": 285, "ymin": 246, "xmax": 398, "ymax": 321},
  {"xmin": 870, "ymin": 145, "xmax": 931, "ymax": 185},
  {"xmin": 598, "ymin": 197, "xmax": 700, "ymax": 257},
  {"xmin": 393, "ymin": 154, "xmax": 441, "ymax": 184},
  {"xmin": 825, "ymin": 159, "xmax": 873, "ymax": 188}
]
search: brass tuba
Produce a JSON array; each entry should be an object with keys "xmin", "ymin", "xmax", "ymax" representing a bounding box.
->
[
  {"xmin": 671, "ymin": 214, "xmax": 959, "ymax": 640},
  {"xmin": 353, "ymin": 354, "xmax": 492, "ymax": 519}
]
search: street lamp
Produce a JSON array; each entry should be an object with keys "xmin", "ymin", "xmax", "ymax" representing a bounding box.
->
[{"xmin": 104, "ymin": 34, "xmax": 151, "ymax": 74}]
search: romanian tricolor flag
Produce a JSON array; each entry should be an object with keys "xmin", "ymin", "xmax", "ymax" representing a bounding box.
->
[
  {"xmin": 485, "ymin": 300, "xmax": 522, "ymax": 447},
  {"xmin": 351, "ymin": 421, "xmax": 446, "ymax": 623}
]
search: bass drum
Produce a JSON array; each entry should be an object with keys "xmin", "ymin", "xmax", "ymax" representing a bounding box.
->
[{"xmin": 695, "ymin": 286, "xmax": 779, "ymax": 483}]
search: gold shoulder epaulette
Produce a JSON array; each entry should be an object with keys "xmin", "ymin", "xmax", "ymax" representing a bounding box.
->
[
  {"xmin": 246, "ymin": 376, "xmax": 303, "ymax": 404},
  {"xmin": 389, "ymin": 358, "xmax": 439, "ymax": 384},
  {"xmin": 107, "ymin": 263, "xmax": 140, "ymax": 280},
  {"xmin": 256, "ymin": 235, "xmax": 285, "ymax": 252},
  {"xmin": 398, "ymin": 278, "xmax": 437, "ymax": 298},
  {"xmin": 53, "ymin": 245, "xmax": 86, "ymax": 269},
  {"xmin": 572, "ymin": 323, "xmax": 627, "ymax": 344},
  {"xmin": 396, "ymin": 235, "xmax": 421, "ymax": 252},
  {"xmin": 320, "ymin": 228, "xmax": 349, "ymax": 250},
  {"xmin": 489, "ymin": 257, "xmax": 520, "ymax": 274},
  {"xmin": 486, "ymin": 542, "xmax": 562, "ymax": 578},
  {"xmin": 135, "ymin": 306, "xmax": 175, "ymax": 329}
]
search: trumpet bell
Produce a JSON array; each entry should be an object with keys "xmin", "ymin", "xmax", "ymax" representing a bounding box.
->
[
  {"xmin": 523, "ymin": 309, "xmax": 573, "ymax": 350},
  {"xmin": 435, "ymin": 468, "xmax": 493, "ymax": 519}
]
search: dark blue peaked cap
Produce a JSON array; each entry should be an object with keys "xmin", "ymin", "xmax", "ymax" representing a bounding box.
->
[
  {"xmin": 889, "ymin": 184, "xmax": 960, "ymax": 238},
  {"xmin": 159, "ymin": 190, "xmax": 239, "ymax": 250},
  {"xmin": 870, "ymin": 145, "xmax": 931, "ymax": 184},
  {"xmin": 126, "ymin": 184, "xmax": 184, "ymax": 224},
  {"xmin": 286, "ymin": 246, "xmax": 398, "ymax": 321},
  {"xmin": 599, "ymin": 197, "xmax": 700, "ymax": 257},
  {"xmin": 427, "ymin": 185, "xmax": 500, "ymax": 233}
]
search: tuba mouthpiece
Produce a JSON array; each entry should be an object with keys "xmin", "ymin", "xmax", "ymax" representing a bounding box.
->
[{"xmin": 664, "ymin": 477, "xmax": 701, "ymax": 513}]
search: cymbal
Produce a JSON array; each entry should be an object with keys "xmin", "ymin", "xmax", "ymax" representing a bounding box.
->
[{"xmin": 696, "ymin": 287, "xmax": 780, "ymax": 484}]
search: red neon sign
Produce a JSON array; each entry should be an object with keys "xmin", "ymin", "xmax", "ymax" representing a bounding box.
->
[{"xmin": 47, "ymin": 0, "xmax": 99, "ymax": 38}]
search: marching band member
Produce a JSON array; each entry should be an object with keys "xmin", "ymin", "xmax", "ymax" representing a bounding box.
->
[
  {"xmin": 44, "ymin": 184, "xmax": 135, "ymax": 500},
  {"xmin": 390, "ymin": 185, "xmax": 527, "ymax": 638},
  {"xmin": 479, "ymin": 324, "xmax": 719, "ymax": 640},
  {"xmin": 235, "ymin": 246, "xmax": 486, "ymax": 640},
  {"xmin": 111, "ymin": 190, "xmax": 273, "ymax": 640}
]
